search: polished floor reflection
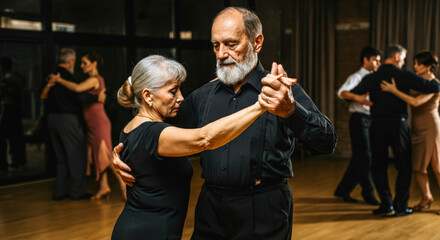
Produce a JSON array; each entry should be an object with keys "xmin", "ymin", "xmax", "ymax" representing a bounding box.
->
[
  {"xmin": 1, "ymin": 155, "xmax": 440, "ymax": 240},
  {"xmin": 0, "ymin": 143, "xmax": 47, "ymax": 186}
]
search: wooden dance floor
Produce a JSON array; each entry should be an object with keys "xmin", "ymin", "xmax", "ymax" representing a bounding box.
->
[{"xmin": 1, "ymin": 155, "xmax": 440, "ymax": 240}]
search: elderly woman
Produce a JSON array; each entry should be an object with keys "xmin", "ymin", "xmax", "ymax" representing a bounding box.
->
[
  {"xmin": 111, "ymin": 55, "xmax": 291, "ymax": 239},
  {"xmin": 381, "ymin": 51, "xmax": 440, "ymax": 214}
]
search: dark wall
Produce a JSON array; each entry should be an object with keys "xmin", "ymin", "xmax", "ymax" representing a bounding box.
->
[{"xmin": 334, "ymin": 0, "xmax": 371, "ymax": 155}]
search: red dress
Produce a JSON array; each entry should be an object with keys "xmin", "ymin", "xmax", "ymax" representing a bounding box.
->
[{"xmin": 83, "ymin": 75, "xmax": 112, "ymax": 179}]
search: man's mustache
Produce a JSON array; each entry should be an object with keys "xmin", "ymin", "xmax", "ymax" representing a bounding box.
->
[{"xmin": 218, "ymin": 58, "xmax": 237, "ymax": 66}]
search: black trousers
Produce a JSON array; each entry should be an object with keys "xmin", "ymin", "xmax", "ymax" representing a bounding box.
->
[
  {"xmin": 335, "ymin": 112, "xmax": 375, "ymax": 196},
  {"xmin": 48, "ymin": 113, "xmax": 87, "ymax": 199},
  {"xmin": 0, "ymin": 103, "xmax": 26, "ymax": 169},
  {"xmin": 191, "ymin": 180, "xmax": 293, "ymax": 240},
  {"xmin": 370, "ymin": 117, "xmax": 412, "ymax": 211}
]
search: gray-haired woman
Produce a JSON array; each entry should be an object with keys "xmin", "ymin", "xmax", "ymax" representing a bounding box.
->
[{"xmin": 111, "ymin": 55, "xmax": 287, "ymax": 239}]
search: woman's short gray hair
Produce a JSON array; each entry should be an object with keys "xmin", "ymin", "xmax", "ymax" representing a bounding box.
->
[{"xmin": 131, "ymin": 55, "xmax": 186, "ymax": 108}]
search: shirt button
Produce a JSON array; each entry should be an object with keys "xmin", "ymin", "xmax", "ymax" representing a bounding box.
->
[
  {"xmin": 232, "ymin": 97, "xmax": 236, "ymax": 101},
  {"xmin": 221, "ymin": 167, "xmax": 226, "ymax": 171},
  {"xmin": 223, "ymin": 146, "xmax": 228, "ymax": 149}
]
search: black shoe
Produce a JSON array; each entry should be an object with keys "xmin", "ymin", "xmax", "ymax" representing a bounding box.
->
[
  {"xmin": 395, "ymin": 207, "xmax": 414, "ymax": 217},
  {"xmin": 362, "ymin": 193, "xmax": 380, "ymax": 205},
  {"xmin": 71, "ymin": 193, "xmax": 93, "ymax": 200},
  {"xmin": 335, "ymin": 192, "xmax": 358, "ymax": 203},
  {"xmin": 372, "ymin": 206, "xmax": 395, "ymax": 216}
]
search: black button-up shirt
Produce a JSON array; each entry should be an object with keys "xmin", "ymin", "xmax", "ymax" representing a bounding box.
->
[
  {"xmin": 351, "ymin": 64, "xmax": 440, "ymax": 120},
  {"xmin": 169, "ymin": 62, "xmax": 337, "ymax": 187}
]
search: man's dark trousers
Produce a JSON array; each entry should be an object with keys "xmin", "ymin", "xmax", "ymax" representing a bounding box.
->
[
  {"xmin": 191, "ymin": 180, "xmax": 293, "ymax": 240},
  {"xmin": 335, "ymin": 112, "xmax": 375, "ymax": 197},
  {"xmin": 48, "ymin": 113, "xmax": 87, "ymax": 199},
  {"xmin": 369, "ymin": 117, "xmax": 412, "ymax": 211}
]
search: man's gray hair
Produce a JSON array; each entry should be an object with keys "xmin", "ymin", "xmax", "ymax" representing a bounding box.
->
[
  {"xmin": 131, "ymin": 55, "xmax": 186, "ymax": 108},
  {"xmin": 384, "ymin": 44, "xmax": 407, "ymax": 59},
  {"xmin": 214, "ymin": 7, "xmax": 262, "ymax": 41},
  {"xmin": 57, "ymin": 48, "xmax": 76, "ymax": 64}
]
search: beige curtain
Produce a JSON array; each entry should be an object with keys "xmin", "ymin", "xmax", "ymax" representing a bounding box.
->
[
  {"xmin": 290, "ymin": 0, "xmax": 336, "ymax": 122},
  {"xmin": 371, "ymin": 0, "xmax": 440, "ymax": 70}
]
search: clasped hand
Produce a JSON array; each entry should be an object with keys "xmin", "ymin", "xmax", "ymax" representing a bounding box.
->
[
  {"xmin": 47, "ymin": 73, "xmax": 60, "ymax": 87},
  {"xmin": 259, "ymin": 62, "xmax": 297, "ymax": 118}
]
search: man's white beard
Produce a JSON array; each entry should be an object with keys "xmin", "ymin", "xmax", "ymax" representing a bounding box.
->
[{"xmin": 216, "ymin": 45, "xmax": 258, "ymax": 86}]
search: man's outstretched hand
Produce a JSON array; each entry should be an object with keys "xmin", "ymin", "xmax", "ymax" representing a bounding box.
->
[{"xmin": 112, "ymin": 143, "xmax": 135, "ymax": 187}]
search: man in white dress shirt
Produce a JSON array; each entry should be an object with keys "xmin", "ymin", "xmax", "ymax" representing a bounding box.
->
[{"xmin": 334, "ymin": 46, "xmax": 381, "ymax": 205}]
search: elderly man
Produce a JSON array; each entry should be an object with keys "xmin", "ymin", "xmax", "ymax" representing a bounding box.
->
[
  {"xmin": 348, "ymin": 44, "xmax": 440, "ymax": 217},
  {"xmin": 114, "ymin": 7, "xmax": 337, "ymax": 240}
]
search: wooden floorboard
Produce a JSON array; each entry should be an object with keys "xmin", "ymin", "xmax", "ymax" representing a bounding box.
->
[{"xmin": 1, "ymin": 155, "xmax": 440, "ymax": 240}]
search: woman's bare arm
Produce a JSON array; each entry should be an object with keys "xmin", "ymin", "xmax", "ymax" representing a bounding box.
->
[
  {"xmin": 54, "ymin": 73, "xmax": 99, "ymax": 92},
  {"xmin": 381, "ymin": 78, "xmax": 435, "ymax": 107},
  {"xmin": 157, "ymin": 100, "xmax": 266, "ymax": 157}
]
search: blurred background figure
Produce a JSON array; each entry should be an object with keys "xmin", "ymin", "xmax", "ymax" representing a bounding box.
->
[
  {"xmin": 52, "ymin": 52, "xmax": 126, "ymax": 200},
  {"xmin": 42, "ymin": 48, "xmax": 93, "ymax": 200},
  {"xmin": 334, "ymin": 46, "xmax": 381, "ymax": 205},
  {"xmin": 0, "ymin": 56, "xmax": 27, "ymax": 172},
  {"xmin": 380, "ymin": 51, "xmax": 440, "ymax": 215}
]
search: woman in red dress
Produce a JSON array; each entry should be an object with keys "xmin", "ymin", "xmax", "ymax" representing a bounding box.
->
[{"xmin": 54, "ymin": 52, "xmax": 126, "ymax": 200}]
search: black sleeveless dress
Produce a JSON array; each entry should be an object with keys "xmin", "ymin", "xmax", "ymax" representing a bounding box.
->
[{"xmin": 111, "ymin": 122, "xmax": 193, "ymax": 240}]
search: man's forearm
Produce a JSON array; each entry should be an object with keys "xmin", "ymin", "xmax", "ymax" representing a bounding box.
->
[
  {"xmin": 285, "ymin": 103, "xmax": 337, "ymax": 155},
  {"xmin": 340, "ymin": 90, "xmax": 358, "ymax": 101},
  {"xmin": 285, "ymin": 85, "xmax": 337, "ymax": 155},
  {"xmin": 341, "ymin": 90, "xmax": 372, "ymax": 106}
]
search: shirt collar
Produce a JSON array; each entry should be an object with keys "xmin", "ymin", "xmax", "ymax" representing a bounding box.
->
[
  {"xmin": 56, "ymin": 65, "xmax": 72, "ymax": 76},
  {"xmin": 379, "ymin": 64, "xmax": 398, "ymax": 70},
  {"xmin": 359, "ymin": 67, "xmax": 370, "ymax": 75},
  {"xmin": 246, "ymin": 61, "xmax": 268, "ymax": 92}
]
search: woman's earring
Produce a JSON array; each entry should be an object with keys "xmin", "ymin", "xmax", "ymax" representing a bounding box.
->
[{"xmin": 149, "ymin": 102, "xmax": 152, "ymax": 107}]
